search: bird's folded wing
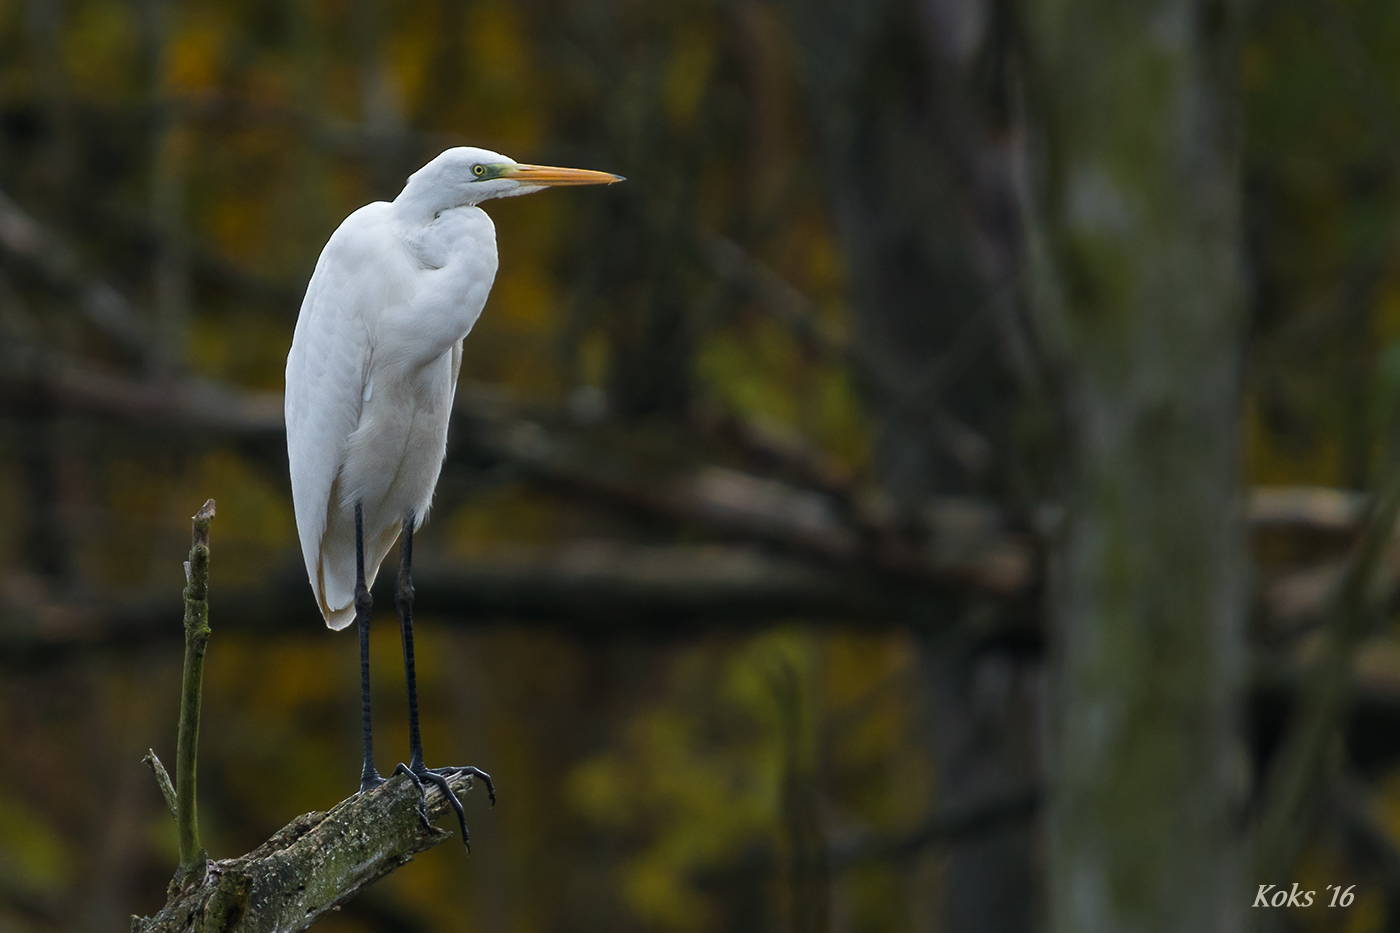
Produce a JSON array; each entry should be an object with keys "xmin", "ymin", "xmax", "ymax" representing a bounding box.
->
[{"xmin": 285, "ymin": 213, "xmax": 382, "ymax": 627}]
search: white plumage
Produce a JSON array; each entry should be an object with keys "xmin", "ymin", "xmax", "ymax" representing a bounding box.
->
[{"xmin": 286, "ymin": 146, "xmax": 620, "ymax": 629}]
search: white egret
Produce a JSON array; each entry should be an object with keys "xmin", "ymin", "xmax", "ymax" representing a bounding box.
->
[{"xmin": 285, "ymin": 146, "xmax": 622, "ymax": 844}]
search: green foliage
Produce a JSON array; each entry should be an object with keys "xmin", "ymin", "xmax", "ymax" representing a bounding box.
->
[
  {"xmin": 1245, "ymin": 0, "xmax": 1400, "ymax": 489},
  {"xmin": 564, "ymin": 630, "xmax": 927, "ymax": 931}
]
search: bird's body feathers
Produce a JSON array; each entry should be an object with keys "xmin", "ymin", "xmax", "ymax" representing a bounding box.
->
[{"xmin": 286, "ymin": 195, "xmax": 497, "ymax": 628}]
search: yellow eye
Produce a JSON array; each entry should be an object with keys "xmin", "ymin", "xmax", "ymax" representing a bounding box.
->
[{"xmin": 472, "ymin": 164, "xmax": 486, "ymax": 177}]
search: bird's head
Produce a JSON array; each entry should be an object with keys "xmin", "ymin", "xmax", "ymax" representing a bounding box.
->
[{"xmin": 397, "ymin": 146, "xmax": 623, "ymax": 216}]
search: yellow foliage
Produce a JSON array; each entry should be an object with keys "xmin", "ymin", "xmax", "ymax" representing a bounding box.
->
[
  {"xmin": 463, "ymin": 2, "xmax": 534, "ymax": 97},
  {"xmin": 1373, "ymin": 285, "xmax": 1400, "ymax": 345},
  {"xmin": 0, "ymin": 795, "xmax": 69, "ymax": 896},
  {"xmin": 665, "ymin": 29, "xmax": 713, "ymax": 130},
  {"xmin": 66, "ymin": 0, "xmax": 137, "ymax": 100},
  {"xmin": 167, "ymin": 18, "xmax": 228, "ymax": 91}
]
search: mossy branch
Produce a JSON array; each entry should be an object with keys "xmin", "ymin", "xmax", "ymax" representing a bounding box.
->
[{"xmin": 131, "ymin": 773, "xmax": 481, "ymax": 933}]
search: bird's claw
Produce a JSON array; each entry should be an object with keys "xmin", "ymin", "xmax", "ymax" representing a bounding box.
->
[
  {"xmin": 393, "ymin": 762, "xmax": 493, "ymax": 851},
  {"xmin": 393, "ymin": 763, "xmax": 432, "ymax": 827},
  {"xmin": 431, "ymin": 765, "xmax": 496, "ymax": 807}
]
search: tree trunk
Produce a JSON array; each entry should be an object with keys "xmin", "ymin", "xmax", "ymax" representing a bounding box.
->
[
  {"xmin": 786, "ymin": 1, "xmax": 1043, "ymax": 928},
  {"xmin": 1018, "ymin": 1, "xmax": 1248, "ymax": 931}
]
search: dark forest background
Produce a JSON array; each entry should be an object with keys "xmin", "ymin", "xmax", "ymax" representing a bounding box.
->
[{"xmin": 2, "ymin": 0, "xmax": 1399, "ymax": 931}]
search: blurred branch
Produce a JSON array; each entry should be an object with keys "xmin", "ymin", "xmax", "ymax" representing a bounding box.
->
[
  {"xmin": 6, "ymin": 353, "xmax": 1391, "ymax": 636},
  {"xmin": 697, "ymin": 231, "xmax": 999, "ymax": 477},
  {"xmin": 689, "ymin": 403, "xmax": 856, "ymax": 501},
  {"xmin": 0, "ymin": 345, "xmax": 1032, "ymax": 591},
  {"xmin": 1254, "ymin": 484, "xmax": 1400, "ymax": 636},
  {"xmin": 1252, "ymin": 638, "xmax": 1400, "ymax": 778},
  {"xmin": 0, "ymin": 545, "xmax": 913, "ymax": 663},
  {"xmin": 131, "ymin": 773, "xmax": 483, "ymax": 933},
  {"xmin": 1262, "ymin": 560, "xmax": 1349, "ymax": 634},
  {"xmin": 697, "ymin": 232, "xmax": 852, "ymax": 366},
  {"xmin": 0, "ymin": 352, "xmax": 283, "ymax": 432},
  {"xmin": 831, "ymin": 788, "xmax": 1040, "ymax": 868},
  {"xmin": 1252, "ymin": 455, "xmax": 1400, "ymax": 882},
  {"xmin": 0, "ymin": 189, "xmax": 150, "ymax": 358},
  {"xmin": 473, "ymin": 411, "xmax": 1030, "ymax": 591},
  {"xmin": 1327, "ymin": 770, "xmax": 1400, "ymax": 924},
  {"xmin": 1, "ymin": 340, "xmax": 1386, "ymax": 624},
  {"xmin": 707, "ymin": 787, "xmax": 1040, "ymax": 881},
  {"xmin": 1249, "ymin": 485, "xmax": 1367, "ymax": 533}
]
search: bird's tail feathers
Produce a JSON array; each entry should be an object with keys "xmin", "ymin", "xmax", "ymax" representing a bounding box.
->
[
  {"xmin": 317, "ymin": 508, "xmax": 400, "ymax": 631},
  {"xmin": 326, "ymin": 602, "xmax": 357, "ymax": 631}
]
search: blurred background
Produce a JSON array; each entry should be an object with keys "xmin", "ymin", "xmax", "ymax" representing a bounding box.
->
[{"xmin": 1, "ymin": 0, "xmax": 1399, "ymax": 931}]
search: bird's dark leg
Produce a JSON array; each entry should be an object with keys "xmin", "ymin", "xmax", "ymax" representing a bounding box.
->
[
  {"xmin": 391, "ymin": 509, "xmax": 495, "ymax": 850},
  {"xmin": 356, "ymin": 502, "xmax": 385, "ymax": 794},
  {"xmin": 398, "ymin": 511, "xmax": 426, "ymax": 773}
]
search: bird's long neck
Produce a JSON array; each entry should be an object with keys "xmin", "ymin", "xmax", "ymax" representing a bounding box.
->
[
  {"xmin": 392, "ymin": 171, "xmax": 459, "ymax": 227},
  {"xmin": 375, "ymin": 203, "xmax": 498, "ymax": 369}
]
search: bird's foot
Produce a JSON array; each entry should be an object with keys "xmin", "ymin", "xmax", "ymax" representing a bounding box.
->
[
  {"xmin": 393, "ymin": 761, "xmax": 495, "ymax": 851},
  {"xmin": 359, "ymin": 769, "xmax": 386, "ymax": 795}
]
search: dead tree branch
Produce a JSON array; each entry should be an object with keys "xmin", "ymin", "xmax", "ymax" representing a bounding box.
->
[{"xmin": 130, "ymin": 772, "xmax": 483, "ymax": 933}]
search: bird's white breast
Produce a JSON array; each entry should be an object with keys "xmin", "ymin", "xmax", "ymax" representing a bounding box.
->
[{"xmin": 389, "ymin": 206, "xmax": 498, "ymax": 364}]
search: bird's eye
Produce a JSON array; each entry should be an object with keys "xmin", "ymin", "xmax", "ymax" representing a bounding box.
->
[{"xmin": 472, "ymin": 164, "xmax": 486, "ymax": 177}]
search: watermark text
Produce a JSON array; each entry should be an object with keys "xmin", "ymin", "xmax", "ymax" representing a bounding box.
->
[{"xmin": 1253, "ymin": 885, "xmax": 1355, "ymax": 908}]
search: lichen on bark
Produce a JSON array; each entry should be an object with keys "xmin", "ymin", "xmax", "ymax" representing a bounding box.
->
[
  {"xmin": 131, "ymin": 770, "xmax": 480, "ymax": 933},
  {"xmin": 1018, "ymin": 1, "xmax": 1249, "ymax": 931}
]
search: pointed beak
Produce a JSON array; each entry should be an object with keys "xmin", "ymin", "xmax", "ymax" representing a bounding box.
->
[{"xmin": 507, "ymin": 164, "xmax": 625, "ymax": 186}]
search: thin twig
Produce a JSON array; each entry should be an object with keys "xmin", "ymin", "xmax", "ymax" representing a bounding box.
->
[
  {"xmin": 174, "ymin": 499, "xmax": 215, "ymax": 886},
  {"xmin": 142, "ymin": 749, "xmax": 177, "ymax": 820}
]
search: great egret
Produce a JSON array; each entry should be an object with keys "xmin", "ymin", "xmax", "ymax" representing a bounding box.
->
[{"xmin": 285, "ymin": 146, "xmax": 622, "ymax": 844}]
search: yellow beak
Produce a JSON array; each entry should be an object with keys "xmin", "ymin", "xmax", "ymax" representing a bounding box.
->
[{"xmin": 507, "ymin": 164, "xmax": 625, "ymax": 186}]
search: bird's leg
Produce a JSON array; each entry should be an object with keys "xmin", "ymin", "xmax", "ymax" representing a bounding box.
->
[
  {"xmin": 398, "ymin": 511, "xmax": 426, "ymax": 774},
  {"xmin": 356, "ymin": 502, "xmax": 385, "ymax": 794},
  {"xmin": 391, "ymin": 509, "xmax": 495, "ymax": 850}
]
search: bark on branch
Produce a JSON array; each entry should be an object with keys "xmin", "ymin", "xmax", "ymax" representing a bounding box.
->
[
  {"xmin": 175, "ymin": 500, "xmax": 215, "ymax": 882},
  {"xmin": 130, "ymin": 772, "xmax": 482, "ymax": 933}
]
